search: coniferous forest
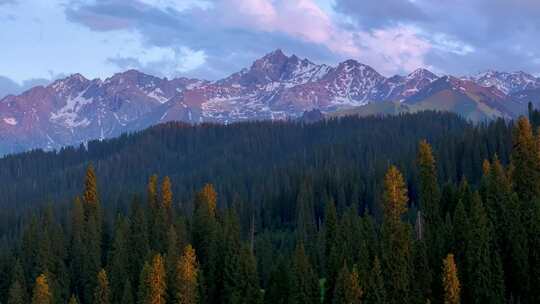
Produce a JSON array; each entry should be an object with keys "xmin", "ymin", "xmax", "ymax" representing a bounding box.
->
[{"xmin": 1, "ymin": 109, "xmax": 540, "ymax": 304}]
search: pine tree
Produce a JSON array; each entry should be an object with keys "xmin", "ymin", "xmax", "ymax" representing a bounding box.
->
[
  {"xmin": 264, "ymin": 257, "xmax": 292, "ymax": 304},
  {"xmin": 166, "ymin": 225, "xmax": 180, "ymax": 302},
  {"xmin": 93, "ymin": 269, "xmax": 110, "ymax": 304},
  {"xmin": 108, "ymin": 215, "xmax": 130, "ymax": 303},
  {"xmin": 411, "ymin": 240, "xmax": 432, "ymax": 304},
  {"xmin": 332, "ymin": 263, "xmax": 363, "ymax": 304},
  {"xmin": 70, "ymin": 197, "xmax": 85, "ymax": 299},
  {"xmin": 296, "ymin": 181, "xmax": 316, "ymax": 251},
  {"xmin": 527, "ymin": 198, "xmax": 540, "ymax": 303},
  {"xmin": 416, "ymin": 140, "xmax": 440, "ymax": 299},
  {"xmin": 382, "ymin": 166, "xmax": 409, "ymax": 225},
  {"xmin": 122, "ymin": 279, "xmax": 135, "ymax": 304},
  {"xmin": 237, "ymin": 245, "xmax": 263, "ymax": 304},
  {"xmin": 175, "ymin": 245, "xmax": 199, "ymax": 304},
  {"xmin": 381, "ymin": 165, "xmax": 412, "ymax": 304},
  {"xmin": 323, "ymin": 198, "xmax": 339, "ymax": 304},
  {"xmin": 81, "ymin": 165, "xmax": 103, "ymax": 304},
  {"xmin": 291, "ymin": 243, "xmax": 320, "ymax": 304},
  {"xmin": 464, "ymin": 192, "xmax": 504, "ymax": 304},
  {"xmin": 138, "ymin": 262, "xmax": 151, "ymax": 304},
  {"xmin": 511, "ymin": 117, "xmax": 540, "ymax": 201},
  {"xmin": 451, "ymin": 199, "xmax": 468, "ymax": 271},
  {"xmin": 139, "ymin": 254, "xmax": 167, "ymax": 304},
  {"xmin": 7, "ymin": 281, "xmax": 27, "ymax": 304},
  {"xmin": 161, "ymin": 176, "xmax": 173, "ymax": 213},
  {"xmin": 147, "ymin": 174, "xmax": 159, "ymax": 210},
  {"xmin": 192, "ymin": 184, "xmax": 218, "ymax": 270},
  {"xmin": 485, "ymin": 156, "xmax": 529, "ymax": 300},
  {"xmin": 68, "ymin": 294, "xmax": 79, "ymax": 304},
  {"xmin": 365, "ymin": 257, "xmax": 386, "ymax": 304},
  {"xmin": 442, "ymin": 254, "xmax": 460, "ymax": 304},
  {"xmin": 83, "ymin": 164, "xmax": 100, "ymax": 217},
  {"xmin": 417, "ymin": 140, "xmax": 441, "ymax": 233},
  {"xmin": 31, "ymin": 274, "xmax": 51, "ymax": 304},
  {"xmin": 8, "ymin": 259, "xmax": 28, "ymax": 304},
  {"xmin": 129, "ymin": 199, "xmax": 150, "ymax": 289}
]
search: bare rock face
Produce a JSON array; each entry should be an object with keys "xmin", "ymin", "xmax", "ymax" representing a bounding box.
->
[{"xmin": 0, "ymin": 49, "xmax": 537, "ymax": 155}]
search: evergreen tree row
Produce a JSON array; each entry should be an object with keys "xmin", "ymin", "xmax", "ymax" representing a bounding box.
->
[{"xmin": 0, "ymin": 110, "xmax": 539, "ymax": 303}]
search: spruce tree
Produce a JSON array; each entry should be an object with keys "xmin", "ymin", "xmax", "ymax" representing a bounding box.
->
[
  {"xmin": 332, "ymin": 263, "xmax": 363, "ymax": 304},
  {"xmin": 192, "ymin": 184, "xmax": 218, "ymax": 271},
  {"xmin": 364, "ymin": 257, "xmax": 386, "ymax": 304},
  {"xmin": 291, "ymin": 243, "xmax": 320, "ymax": 304},
  {"xmin": 323, "ymin": 198, "xmax": 339, "ymax": 304},
  {"xmin": 511, "ymin": 117, "xmax": 540, "ymax": 201},
  {"xmin": 8, "ymin": 259, "xmax": 27, "ymax": 304},
  {"xmin": 7, "ymin": 281, "xmax": 27, "ymax": 304},
  {"xmin": 264, "ymin": 257, "xmax": 292, "ymax": 304},
  {"xmin": 81, "ymin": 165, "xmax": 103, "ymax": 304},
  {"xmin": 68, "ymin": 294, "xmax": 79, "ymax": 304},
  {"xmin": 166, "ymin": 225, "xmax": 180, "ymax": 302},
  {"xmin": 442, "ymin": 254, "xmax": 460, "ymax": 304},
  {"xmin": 485, "ymin": 157, "xmax": 529, "ymax": 300},
  {"xmin": 147, "ymin": 174, "xmax": 159, "ymax": 210},
  {"xmin": 93, "ymin": 269, "xmax": 110, "ymax": 304},
  {"xmin": 465, "ymin": 192, "xmax": 504, "ymax": 304},
  {"xmin": 411, "ymin": 240, "xmax": 432, "ymax": 304},
  {"xmin": 31, "ymin": 274, "xmax": 51, "ymax": 304},
  {"xmin": 82, "ymin": 164, "xmax": 100, "ymax": 216},
  {"xmin": 108, "ymin": 215, "xmax": 130, "ymax": 303},
  {"xmin": 122, "ymin": 279, "xmax": 135, "ymax": 304},
  {"xmin": 70, "ymin": 197, "xmax": 85, "ymax": 299},
  {"xmin": 129, "ymin": 199, "xmax": 150, "ymax": 289},
  {"xmin": 416, "ymin": 140, "xmax": 440, "ymax": 299},
  {"xmin": 295, "ymin": 181, "xmax": 316, "ymax": 252}
]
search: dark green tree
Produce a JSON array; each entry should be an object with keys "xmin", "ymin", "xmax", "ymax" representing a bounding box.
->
[{"xmin": 291, "ymin": 243, "xmax": 320, "ymax": 304}]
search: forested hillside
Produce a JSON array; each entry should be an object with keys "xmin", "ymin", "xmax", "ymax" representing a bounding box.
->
[{"xmin": 1, "ymin": 110, "xmax": 539, "ymax": 303}]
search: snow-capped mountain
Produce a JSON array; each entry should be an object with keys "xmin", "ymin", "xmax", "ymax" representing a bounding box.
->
[
  {"xmin": 463, "ymin": 70, "xmax": 540, "ymax": 94},
  {"xmin": 0, "ymin": 49, "xmax": 537, "ymax": 155}
]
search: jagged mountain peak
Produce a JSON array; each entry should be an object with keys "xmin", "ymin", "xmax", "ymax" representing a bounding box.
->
[
  {"xmin": 407, "ymin": 68, "xmax": 437, "ymax": 80},
  {"xmin": 466, "ymin": 70, "xmax": 540, "ymax": 94},
  {"xmin": 1, "ymin": 49, "xmax": 538, "ymax": 156}
]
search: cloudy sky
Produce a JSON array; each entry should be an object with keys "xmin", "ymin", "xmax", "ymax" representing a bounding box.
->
[{"xmin": 2, "ymin": 0, "xmax": 540, "ymax": 97}]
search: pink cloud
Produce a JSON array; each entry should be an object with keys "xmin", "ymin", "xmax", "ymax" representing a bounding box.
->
[
  {"xmin": 215, "ymin": 0, "xmax": 432, "ymax": 74},
  {"xmin": 218, "ymin": 0, "xmax": 360, "ymax": 56}
]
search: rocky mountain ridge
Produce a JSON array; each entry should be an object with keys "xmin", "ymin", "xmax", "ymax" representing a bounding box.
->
[{"xmin": 1, "ymin": 49, "xmax": 538, "ymax": 155}]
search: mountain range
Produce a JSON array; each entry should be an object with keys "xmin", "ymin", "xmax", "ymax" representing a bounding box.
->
[{"xmin": 1, "ymin": 49, "xmax": 539, "ymax": 155}]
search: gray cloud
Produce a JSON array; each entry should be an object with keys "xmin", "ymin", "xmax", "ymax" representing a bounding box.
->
[
  {"xmin": 334, "ymin": 0, "xmax": 540, "ymax": 75},
  {"xmin": 334, "ymin": 0, "xmax": 427, "ymax": 29},
  {"xmin": 65, "ymin": 0, "xmax": 346, "ymax": 80},
  {"xmin": 0, "ymin": 77, "xmax": 51, "ymax": 99},
  {"xmin": 64, "ymin": 0, "xmax": 540, "ymax": 78}
]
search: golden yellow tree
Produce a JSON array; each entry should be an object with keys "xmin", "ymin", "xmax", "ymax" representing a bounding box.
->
[
  {"xmin": 93, "ymin": 269, "xmax": 110, "ymax": 304},
  {"xmin": 442, "ymin": 254, "xmax": 460, "ymax": 304},
  {"xmin": 196, "ymin": 183, "xmax": 217, "ymax": 217},
  {"xmin": 175, "ymin": 245, "xmax": 199, "ymax": 304},
  {"xmin": 383, "ymin": 165, "xmax": 409, "ymax": 226},
  {"xmin": 161, "ymin": 176, "xmax": 173, "ymax": 210},
  {"xmin": 147, "ymin": 174, "xmax": 159, "ymax": 209},
  {"xmin": 142, "ymin": 254, "xmax": 167, "ymax": 304},
  {"xmin": 31, "ymin": 274, "xmax": 51, "ymax": 304}
]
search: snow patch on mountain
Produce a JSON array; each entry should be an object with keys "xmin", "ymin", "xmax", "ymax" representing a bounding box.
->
[
  {"xmin": 3, "ymin": 117, "xmax": 17, "ymax": 125},
  {"xmin": 50, "ymin": 90, "xmax": 93, "ymax": 128}
]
